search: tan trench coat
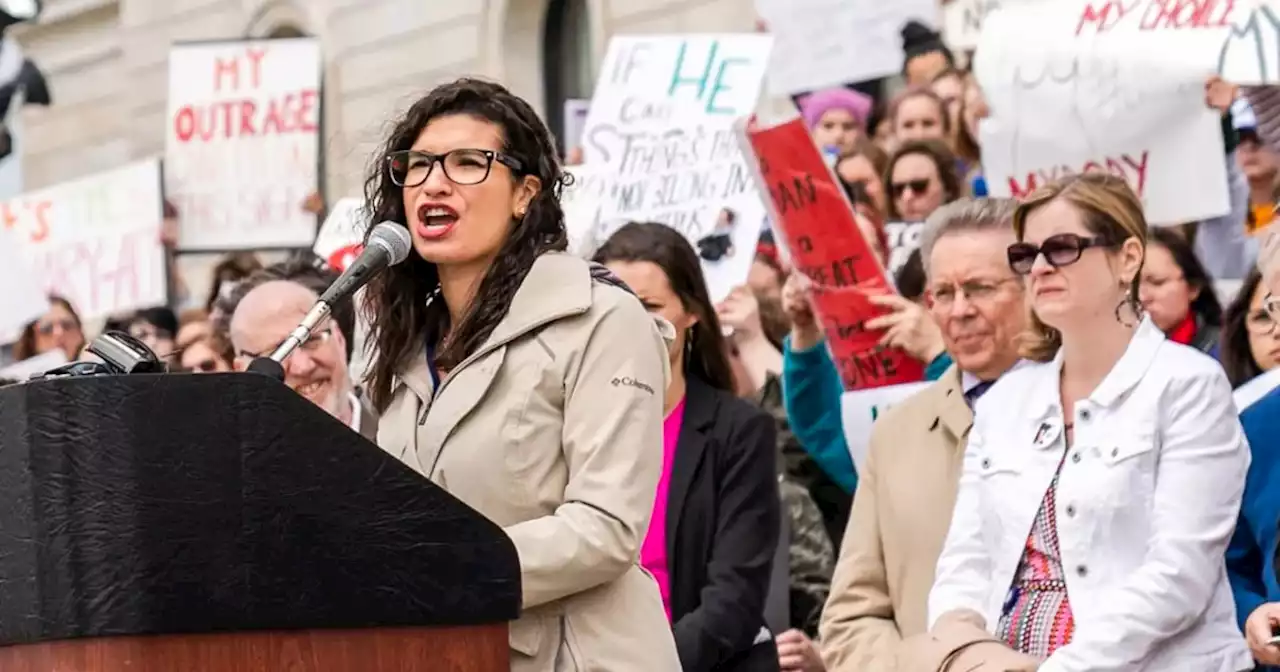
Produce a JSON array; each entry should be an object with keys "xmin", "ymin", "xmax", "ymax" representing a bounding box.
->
[{"xmin": 377, "ymin": 252, "xmax": 682, "ymax": 671}]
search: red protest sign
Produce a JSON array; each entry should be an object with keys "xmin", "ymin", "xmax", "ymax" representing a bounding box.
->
[{"xmin": 741, "ymin": 116, "xmax": 924, "ymax": 391}]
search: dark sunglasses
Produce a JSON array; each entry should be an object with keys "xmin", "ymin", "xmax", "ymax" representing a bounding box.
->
[
  {"xmin": 891, "ymin": 179, "xmax": 930, "ymax": 198},
  {"xmin": 1006, "ymin": 233, "xmax": 1114, "ymax": 275}
]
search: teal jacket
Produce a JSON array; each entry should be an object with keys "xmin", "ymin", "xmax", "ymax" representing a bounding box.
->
[{"xmin": 780, "ymin": 337, "xmax": 951, "ymax": 494}]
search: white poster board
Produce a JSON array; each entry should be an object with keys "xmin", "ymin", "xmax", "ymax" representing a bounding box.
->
[
  {"xmin": 975, "ymin": 3, "xmax": 1230, "ymax": 225},
  {"xmin": 0, "ymin": 349, "xmax": 66, "ymax": 381},
  {"xmin": 943, "ymin": 0, "xmax": 1047, "ymax": 51},
  {"xmin": 755, "ymin": 0, "xmax": 938, "ymax": 94},
  {"xmin": 841, "ymin": 381, "xmax": 932, "ymax": 473},
  {"xmin": 579, "ymin": 35, "xmax": 773, "ymax": 301},
  {"xmin": 165, "ymin": 38, "xmax": 321, "ymax": 250},
  {"xmin": 0, "ymin": 159, "xmax": 166, "ymax": 323}
]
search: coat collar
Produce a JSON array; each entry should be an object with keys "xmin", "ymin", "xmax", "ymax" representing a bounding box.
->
[
  {"xmin": 396, "ymin": 252, "xmax": 595, "ymax": 405},
  {"xmin": 666, "ymin": 375, "xmax": 720, "ymax": 559},
  {"xmin": 931, "ymin": 365, "xmax": 974, "ymax": 443},
  {"xmin": 1025, "ymin": 316, "xmax": 1165, "ymax": 424}
]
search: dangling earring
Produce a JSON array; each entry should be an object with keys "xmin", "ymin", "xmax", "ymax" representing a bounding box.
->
[{"xmin": 1113, "ymin": 278, "xmax": 1138, "ymax": 327}]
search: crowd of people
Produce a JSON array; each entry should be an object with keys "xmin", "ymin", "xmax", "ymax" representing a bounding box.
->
[{"xmin": 4, "ymin": 20, "xmax": 1280, "ymax": 672}]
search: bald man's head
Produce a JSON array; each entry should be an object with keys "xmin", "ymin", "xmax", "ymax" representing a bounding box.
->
[{"xmin": 230, "ymin": 280, "xmax": 353, "ymax": 424}]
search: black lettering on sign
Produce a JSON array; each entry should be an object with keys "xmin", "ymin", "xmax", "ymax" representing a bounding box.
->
[
  {"xmin": 827, "ymin": 255, "xmax": 861, "ymax": 288},
  {"xmin": 721, "ymin": 162, "xmax": 751, "ymax": 200},
  {"xmin": 797, "ymin": 236, "xmax": 814, "ymax": 253},
  {"xmin": 826, "ymin": 315, "xmax": 869, "ymax": 342},
  {"xmin": 769, "ymin": 174, "xmax": 818, "ymax": 215},
  {"xmin": 653, "ymin": 208, "xmax": 706, "ymax": 239},
  {"xmin": 834, "ymin": 346, "xmax": 901, "ymax": 388}
]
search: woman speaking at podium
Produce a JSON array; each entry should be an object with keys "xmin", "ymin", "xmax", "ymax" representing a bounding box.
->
[{"xmin": 362, "ymin": 78, "xmax": 682, "ymax": 671}]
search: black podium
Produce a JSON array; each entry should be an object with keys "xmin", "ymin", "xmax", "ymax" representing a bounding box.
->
[{"xmin": 0, "ymin": 373, "xmax": 520, "ymax": 671}]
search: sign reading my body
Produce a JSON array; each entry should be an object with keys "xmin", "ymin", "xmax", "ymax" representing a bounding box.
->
[
  {"xmin": 1008, "ymin": 150, "xmax": 1150, "ymax": 198},
  {"xmin": 1077, "ymin": 0, "xmax": 1240, "ymax": 34},
  {"xmin": 173, "ymin": 47, "xmax": 319, "ymax": 143}
]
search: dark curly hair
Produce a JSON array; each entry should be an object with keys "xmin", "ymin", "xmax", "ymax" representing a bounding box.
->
[{"xmin": 361, "ymin": 78, "xmax": 570, "ymax": 411}]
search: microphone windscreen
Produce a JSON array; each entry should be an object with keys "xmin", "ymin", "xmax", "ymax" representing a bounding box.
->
[{"xmin": 367, "ymin": 222, "xmax": 412, "ymax": 266}]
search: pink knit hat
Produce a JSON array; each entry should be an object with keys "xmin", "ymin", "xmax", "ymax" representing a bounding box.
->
[{"xmin": 798, "ymin": 88, "xmax": 874, "ymax": 130}]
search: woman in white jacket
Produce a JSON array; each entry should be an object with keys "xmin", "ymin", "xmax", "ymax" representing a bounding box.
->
[{"xmin": 926, "ymin": 172, "xmax": 1253, "ymax": 671}]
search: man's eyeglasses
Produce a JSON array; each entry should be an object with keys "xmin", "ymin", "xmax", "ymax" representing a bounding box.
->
[
  {"xmin": 386, "ymin": 148, "xmax": 524, "ymax": 188},
  {"xmin": 237, "ymin": 327, "xmax": 334, "ymax": 360},
  {"xmin": 927, "ymin": 277, "xmax": 1021, "ymax": 308},
  {"xmin": 1007, "ymin": 233, "xmax": 1116, "ymax": 275}
]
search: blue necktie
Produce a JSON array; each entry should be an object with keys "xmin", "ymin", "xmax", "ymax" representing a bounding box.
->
[{"xmin": 965, "ymin": 380, "xmax": 996, "ymax": 409}]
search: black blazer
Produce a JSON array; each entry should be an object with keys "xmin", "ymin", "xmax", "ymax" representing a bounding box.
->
[{"xmin": 668, "ymin": 376, "xmax": 782, "ymax": 672}]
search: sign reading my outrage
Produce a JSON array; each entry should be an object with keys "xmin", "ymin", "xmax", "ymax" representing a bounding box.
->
[
  {"xmin": 165, "ymin": 38, "xmax": 321, "ymax": 251},
  {"xmin": 579, "ymin": 35, "xmax": 772, "ymax": 300}
]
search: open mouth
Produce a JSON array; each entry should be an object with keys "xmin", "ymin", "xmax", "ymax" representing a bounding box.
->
[{"xmin": 417, "ymin": 204, "xmax": 459, "ymax": 239}]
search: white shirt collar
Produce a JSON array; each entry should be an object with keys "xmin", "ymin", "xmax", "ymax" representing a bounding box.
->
[
  {"xmin": 961, "ymin": 358, "xmax": 1031, "ymax": 393},
  {"xmin": 348, "ymin": 392, "xmax": 363, "ymax": 433}
]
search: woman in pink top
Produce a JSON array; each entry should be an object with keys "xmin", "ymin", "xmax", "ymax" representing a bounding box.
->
[{"xmin": 597, "ymin": 222, "xmax": 784, "ymax": 672}]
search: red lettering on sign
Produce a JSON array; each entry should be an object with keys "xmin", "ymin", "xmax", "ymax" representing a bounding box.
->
[
  {"xmin": 1138, "ymin": 0, "xmax": 1237, "ymax": 31},
  {"xmin": 172, "ymin": 89, "xmax": 320, "ymax": 142},
  {"xmin": 213, "ymin": 46, "xmax": 267, "ymax": 92},
  {"xmin": 1008, "ymin": 151, "xmax": 1150, "ymax": 198}
]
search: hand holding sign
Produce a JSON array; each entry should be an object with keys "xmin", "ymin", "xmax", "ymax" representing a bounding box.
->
[
  {"xmin": 739, "ymin": 116, "xmax": 924, "ymax": 391},
  {"xmin": 865, "ymin": 293, "xmax": 946, "ymax": 365},
  {"xmin": 716, "ymin": 285, "xmax": 765, "ymax": 345}
]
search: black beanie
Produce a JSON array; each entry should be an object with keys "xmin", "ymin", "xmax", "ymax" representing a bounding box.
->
[{"xmin": 901, "ymin": 20, "xmax": 954, "ymax": 65}]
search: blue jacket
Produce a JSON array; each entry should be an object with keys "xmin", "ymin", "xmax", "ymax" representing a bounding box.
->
[
  {"xmin": 1226, "ymin": 385, "xmax": 1280, "ymax": 670},
  {"xmin": 780, "ymin": 337, "xmax": 950, "ymax": 494}
]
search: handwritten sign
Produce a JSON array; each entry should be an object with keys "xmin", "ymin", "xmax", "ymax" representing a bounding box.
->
[
  {"xmin": 165, "ymin": 38, "xmax": 321, "ymax": 250},
  {"xmin": 944, "ymin": 0, "xmax": 1045, "ymax": 50},
  {"xmin": 313, "ymin": 197, "xmax": 369, "ymax": 272},
  {"xmin": 579, "ymin": 35, "xmax": 772, "ymax": 301},
  {"xmin": 0, "ymin": 159, "xmax": 166, "ymax": 323},
  {"xmin": 976, "ymin": 2, "xmax": 1230, "ymax": 224},
  {"xmin": 755, "ymin": 0, "xmax": 939, "ymax": 94},
  {"xmin": 741, "ymin": 116, "xmax": 925, "ymax": 392},
  {"xmin": 841, "ymin": 381, "xmax": 931, "ymax": 472},
  {"xmin": 885, "ymin": 221, "xmax": 924, "ymax": 278},
  {"xmin": 0, "ymin": 229, "xmax": 46, "ymax": 343}
]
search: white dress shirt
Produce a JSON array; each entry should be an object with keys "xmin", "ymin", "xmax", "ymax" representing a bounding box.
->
[{"xmin": 928, "ymin": 317, "xmax": 1252, "ymax": 672}]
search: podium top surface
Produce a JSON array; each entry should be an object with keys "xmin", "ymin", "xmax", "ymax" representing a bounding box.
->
[{"xmin": 0, "ymin": 373, "xmax": 520, "ymax": 646}]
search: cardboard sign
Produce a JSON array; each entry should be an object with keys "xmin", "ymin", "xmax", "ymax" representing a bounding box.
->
[
  {"xmin": 976, "ymin": 2, "xmax": 1230, "ymax": 224},
  {"xmin": 741, "ymin": 116, "xmax": 925, "ymax": 392},
  {"xmin": 841, "ymin": 381, "xmax": 932, "ymax": 472},
  {"xmin": 0, "ymin": 159, "xmax": 166, "ymax": 323},
  {"xmin": 578, "ymin": 34, "xmax": 773, "ymax": 301},
  {"xmin": 165, "ymin": 38, "xmax": 321, "ymax": 250},
  {"xmin": 313, "ymin": 197, "xmax": 368, "ymax": 272},
  {"xmin": 755, "ymin": 0, "xmax": 939, "ymax": 94}
]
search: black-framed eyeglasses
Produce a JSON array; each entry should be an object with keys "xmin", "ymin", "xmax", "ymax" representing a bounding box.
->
[
  {"xmin": 1007, "ymin": 233, "xmax": 1115, "ymax": 275},
  {"xmin": 386, "ymin": 148, "xmax": 524, "ymax": 188}
]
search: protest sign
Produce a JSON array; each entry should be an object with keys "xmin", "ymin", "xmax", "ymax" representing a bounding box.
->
[
  {"xmin": 579, "ymin": 35, "xmax": 772, "ymax": 301},
  {"xmin": 943, "ymin": 0, "xmax": 1046, "ymax": 51},
  {"xmin": 563, "ymin": 98, "xmax": 591, "ymax": 157},
  {"xmin": 0, "ymin": 349, "xmax": 67, "ymax": 381},
  {"xmin": 741, "ymin": 116, "xmax": 925, "ymax": 391},
  {"xmin": 975, "ymin": 2, "xmax": 1230, "ymax": 224},
  {"xmin": 313, "ymin": 197, "xmax": 369, "ymax": 272},
  {"xmin": 755, "ymin": 0, "xmax": 939, "ymax": 94},
  {"xmin": 885, "ymin": 221, "xmax": 924, "ymax": 279},
  {"xmin": 166, "ymin": 38, "xmax": 321, "ymax": 251},
  {"xmin": 841, "ymin": 381, "xmax": 932, "ymax": 472},
  {"xmin": 0, "ymin": 159, "xmax": 166, "ymax": 323},
  {"xmin": 561, "ymin": 165, "xmax": 611, "ymax": 257},
  {"xmin": 0, "ymin": 224, "xmax": 46, "ymax": 343}
]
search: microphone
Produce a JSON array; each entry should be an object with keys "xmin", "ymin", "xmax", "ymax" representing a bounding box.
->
[{"xmin": 247, "ymin": 222, "xmax": 412, "ymax": 379}]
